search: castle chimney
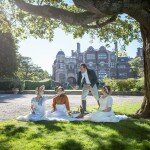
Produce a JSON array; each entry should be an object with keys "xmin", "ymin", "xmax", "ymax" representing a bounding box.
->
[
  {"xmin": 71, "ymin": 50, "xmax": 74, "ymax": 57},
  {"xmin": 77, "ymin": 43, "xmax": 80, "ymax": 53},
  {"xmin": 114, "ymin": 41, "xmax": 118, "ymax": 51}
]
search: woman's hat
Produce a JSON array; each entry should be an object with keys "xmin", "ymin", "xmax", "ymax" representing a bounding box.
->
[
  {"xmin": 35, "ymin": 85, "xmax": 45, "ymax": 93},
  {"xmin": 55, "ymin": 86, "xmax": 64, "ymax": 92},
  {"xmin": 103, "ymin": 85, "xmax": 111, "ymax": 94}
]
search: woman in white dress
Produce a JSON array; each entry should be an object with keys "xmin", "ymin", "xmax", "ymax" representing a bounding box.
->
[
  {"xmin": 85, "ymin": 86, "xmax": 127, "ymax": 122},
  {"xmin": 46, "ymin": 86, "xmax": 80, "ymax": 121},
  {"xmin": 17, "ymin": 85, "xmax": 53, "ymax": 121}
]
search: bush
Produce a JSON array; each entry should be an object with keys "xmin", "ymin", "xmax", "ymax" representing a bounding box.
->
[
  {"xmin": 0, "ymin": 78, "xmax": 25, "ymax": 91},
  {"xmin": 24, "ymin": 79, "xmax": 52, "ymax": 90},
  {"xmin": 134, "ymin": 78, "xmax": 144, "ymax": 92},
  {"xmin": 103, "ymin": 78, "xmax": 144, "ymax": 92}
]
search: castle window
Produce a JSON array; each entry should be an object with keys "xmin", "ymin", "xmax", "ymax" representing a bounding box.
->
[
  {"xmin": 86, "ymin": 54, "xmax": 95, "ymax": 60},
  {"xmin": 98, "ymin": 71, "xmax": 107, "ymax": 78},
  {"xmin": 60, "ymin": 63, "xmax": 64, "ymax": 69},
  {"xmin": 88, "ymin": 62, "xmax": 93, "ymax": 67},
  {"xmin": 119, "ymin": 73, "xmax": 127, "ymax": 77},
  {"xmin": 99, "ymin": 61, "xmax": 105, "ymax": 67},
  {"xmin": 79, "ymin": 56, "xmax": 82, "ymax": 60},
  {"xmin": 110, "ymin": 62, "xmax": 116, "ymax": 68},
  {"xmin": 98, "ymin": 53, "xmax": 107, "ymax": 59},
  {"xmin": 111, "ymin": 55, "xmax": 116, "ymax": 59},
  {"xmin": 118, "ymin": 65, "xmax": 126, "ymax": 69}
]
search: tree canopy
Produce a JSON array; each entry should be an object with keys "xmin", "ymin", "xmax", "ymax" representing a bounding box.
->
[
  {"xmin": 0, "ymin": 0, "xmax": 142, "ymax": 49},
  {"xmin": 16, "ymin": 53, "xmax": 50, "ymax": 81},
  {"xmin": 0, "ymin": 11, "xmax": 17, "ymax": 77}
]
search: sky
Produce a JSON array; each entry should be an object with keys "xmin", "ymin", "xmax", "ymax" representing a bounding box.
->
[
  {"xmin": 17, "ymin": 0, "xmax": 142, "ymax": 75},
  {"xmin": 18, "ymin": 28, "xmax": 141, "ymax": 75}
]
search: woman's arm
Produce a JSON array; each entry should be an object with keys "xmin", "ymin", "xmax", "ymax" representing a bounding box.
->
[
  {"xmin": 31, "ymin": 104, "xmax": 34, "ymax": 111},
  {"xmin": 103, "ymin": 96, "xmax": 113, "ymax": 112},
  {"xmin": 43, "ymin": 95, "xmax": 53, "ymax": 100},
  {"xmin": 31, "ymin": 98, "xmax": 35, "ymax": 112},
  {"xmin": 97, "ymin": 100, "xmax": 100, "ymax": 108},
  {"xmin": 52, "ymin": 98, "xmax": 56, "ymax": 111},
  {"xmin": 45, "ymin": 92, "xmax": 66, "ymax": 100},
  {"xmin": 65, "ymin": 96, "xmax": 70, "ymax": 111}
]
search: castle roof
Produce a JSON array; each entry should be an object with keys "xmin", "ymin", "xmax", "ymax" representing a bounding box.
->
[{"xmin": 57, "ymin": 50, "xmax": 65, "ymax": 56}]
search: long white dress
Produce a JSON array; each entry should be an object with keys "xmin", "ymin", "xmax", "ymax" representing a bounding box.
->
[
  {"xmin": 46, "ymin": 104, "xmax": 81, "ymax": 121},
  {"xmin": 17, "ymin": 96, "xmax": 49, "ymax": 121},
  {"xmin": 85, "ymin": 96, "xmax": 128, "ymax": 122}
]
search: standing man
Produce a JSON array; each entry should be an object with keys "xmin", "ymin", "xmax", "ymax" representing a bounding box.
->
[{"xmin": 76, "ymin": 63, "xmax": 100, "ymax": 117}]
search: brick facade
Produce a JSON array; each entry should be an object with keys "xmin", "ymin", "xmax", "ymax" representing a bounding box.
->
[{"xmin": 52, "ymin": 43, "xmax": 141, "ymax": 85}]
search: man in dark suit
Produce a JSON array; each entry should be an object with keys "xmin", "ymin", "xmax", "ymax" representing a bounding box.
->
[{"xmin": 76, "ymin": 63, "xmax": 100, "ymax": 117}]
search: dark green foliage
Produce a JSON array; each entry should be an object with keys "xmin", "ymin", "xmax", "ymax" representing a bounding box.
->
[
  {"xmin": 104, "ymin": 78, "xmax": 144, "ymax": 92},
  {"xmin": 0, "ymin": 12, "xmax": 17, "ymax": 77},
  {"xmin": 24, "ymin": 79, "xmax": 52, "ymax": 90},
  {"xmin": 0, "ymin": 33, "xmax": 17, "ymax": 77},
  {"xmin": 0, "ymin": 78, "xmax": 25, "ymax": 91},
  {"xmin": 0, "ymin": 78, "xmax": 52, "ymax": 91},
  {"xmin": 16, "ymin": 54, "xmax": 50, "ymax": 81}
]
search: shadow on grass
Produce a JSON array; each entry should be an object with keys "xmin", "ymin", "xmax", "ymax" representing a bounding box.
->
[
  {"xmin": 0, "ymin": 124, "xmax": 28, "ymax": 149},
  {"xmin": 101, "ymin": 119, "xmax": 150, "ymax": 140},
  {"xmin": 86, "ymin": 129, "xmax": 127, "ymax": 150},
  {"xmin": 0, "ymin": 124, "xmax": 28, "ymax": 137},
  {"xmin": 31, "ymin": 120, "xmax": 63, "ymax": 132},
  {"xmin": 26, "ymin": 121, "xmax": 63, "ymax": 140},
  {"xmin": 0, "ymin": 139, "xmax": 11, "ymax": 150},
  {"xmin": 0, "ymin": 119, "xmax": 149, "ymax": 150},
  {"xmin": 59, "ymin": 139, "xmax": 83, "ymax": 150},
  {"xmin": 69, "ymin": 119, "xmax": 150, "ymax": 149}
]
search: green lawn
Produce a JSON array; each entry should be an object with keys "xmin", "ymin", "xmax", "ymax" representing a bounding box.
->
[{"xmin": 0, "ymin": 102, "xmax": 150, "ymax": 150}]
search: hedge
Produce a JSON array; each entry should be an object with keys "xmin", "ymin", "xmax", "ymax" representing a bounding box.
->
[
  {"xmin": 0, "ymin": 78, "xmax": 144, "ymax": 92},
  {"xmin": 0, "ymin": 78, "xmax": 52, "ymax": 91},
  {"xmin": 0, "ymin": 78, "xmax": 25, "ymax": 91},
  {"xmin": 24, "ymin": 79, "xmax": 52, "ymax": 90},
  {"xmin": 103, "ymin": 78, "xmax": 144, "ymax": 92}
]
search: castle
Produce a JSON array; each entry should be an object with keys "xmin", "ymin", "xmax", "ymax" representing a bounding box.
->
[{"xmin": 52, "ymin": 43, "xmax": 143, "ymax": 86}]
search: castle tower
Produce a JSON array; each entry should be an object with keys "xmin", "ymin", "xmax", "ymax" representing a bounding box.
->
[
  {"xmin": 55, "ymin": 50, "xmax": 67, "ymax": 84},
  {"xmin": 77, "ymin": 42, "xmax": 81, "ymax": 53}
]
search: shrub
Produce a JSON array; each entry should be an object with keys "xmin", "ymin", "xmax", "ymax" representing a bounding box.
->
[
  {"xmin": 24, "ymin": 79, "xmax": 52, "ymax": 90},
  {"xmin": 103, "ymin": 78, "xmax": 144, "ymax": 92},
  {"xmin": 0, "ymin": 78, "xmax": 25, "ymax": 91},
  {"xmin": 134, "ymin": 78, "xmax": 144, "ymax": 92}
]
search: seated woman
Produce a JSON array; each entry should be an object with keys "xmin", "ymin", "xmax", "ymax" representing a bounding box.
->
[
  {"xmin": 46, "ymin": 86, "xmax": 73, "ymax": 121},
  {"xmin": 84, "ymin": 86, "xmax": 127, "ymax": 122},
  {"xmin": 17, "ymin": 85, "xmax": 53, "ymax": 121}
]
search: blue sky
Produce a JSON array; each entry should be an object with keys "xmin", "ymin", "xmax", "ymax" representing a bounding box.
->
[
  {"xmin": 18, "ymin": 28, "xmax": 141, "ymax": 74},
  {"xmin": 17, "ymin": 0, "xmax": 142, "ymax": 75}
]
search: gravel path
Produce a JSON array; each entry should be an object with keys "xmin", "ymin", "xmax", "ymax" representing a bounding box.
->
[{"xmin": 0, "ymin": 94, "xmax": 143, "ymax": 121}]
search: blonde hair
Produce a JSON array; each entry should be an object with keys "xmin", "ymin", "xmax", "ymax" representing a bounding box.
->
[{"xmin": 103, "ymin": 86, "xmax": 111, "ymax": 95}]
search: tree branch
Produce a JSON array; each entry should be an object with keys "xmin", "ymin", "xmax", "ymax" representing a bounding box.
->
[
  {"xmin": 123, "ymin": 8, "xmax": 150, "ymax": 30},
  {"xmin": 14, "ymin": 0, "xmax": 106, "ymax": 26},
  {"xmin": 73, "ymin": 0, "xmax": 105, "ymax": 16},
  {"xmin": 83, "ymin": 15, "xmax": 117, "ymax": 29},
  {"xmin": 123, "ymin": 0, "xmax": 150, "ymax": 10}
]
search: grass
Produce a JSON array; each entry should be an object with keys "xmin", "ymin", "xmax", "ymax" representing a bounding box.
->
[{"xmin": 0, "ymin": 102, "xmax": 150, "ymax": 150}]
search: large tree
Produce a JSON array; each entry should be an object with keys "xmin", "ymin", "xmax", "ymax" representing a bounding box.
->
[
  {"xmin": 0, "ymin": 0, "xmax": 150, "ymax": 118},
  {"xmin": 129, "ymin": 57, "xmax": 144, "ymax": 78},
  {"xmin": 0, "ymin": 12, "xmax": 17, "ymax": 77},
  {"xmin": 16, "ymin": 54, "xmax": 50, "ymax": 80}
]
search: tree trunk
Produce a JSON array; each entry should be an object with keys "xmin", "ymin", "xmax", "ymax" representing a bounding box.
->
[{"xmin": 136, "ymin": 25, "xmax": 150, "ymax": 118}]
